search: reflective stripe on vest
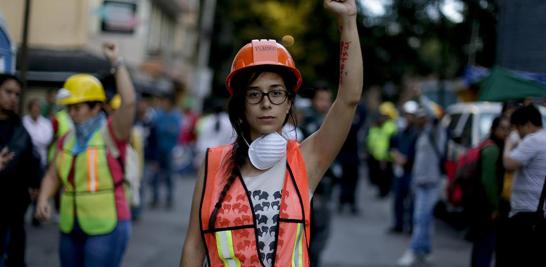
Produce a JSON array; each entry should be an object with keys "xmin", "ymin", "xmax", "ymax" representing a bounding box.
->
[
  {"xmin": 200, "ymin": 140, "xmax": 311, "ymax": 267},
  {"xmin": 56, "ymin": 124, "xmax": 118, "ymax": 235},
  {"xmin": 215, "ymin": 230, "xmax": 242, "ymax": 267},
  {"xmin": 291, "ymin": 223, "xmax": 304, "ymax": 267}
]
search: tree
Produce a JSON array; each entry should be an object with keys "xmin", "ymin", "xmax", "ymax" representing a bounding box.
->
[
  {"xmin": 206, "ymin": 0, "xmax": 498, "ymax": 99},
  {"xmin": 209, "ymin": 0, "xmax": 342, "ymax": 97}
]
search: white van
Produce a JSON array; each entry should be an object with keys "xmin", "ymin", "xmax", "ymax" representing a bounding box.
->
[
  {"xmin": 437, "ymin": 102, "xmax": 546, "ymax": 218},
  {"xmin": 443, "ymin": 102, "xmax": 546, "ymax": 155}
]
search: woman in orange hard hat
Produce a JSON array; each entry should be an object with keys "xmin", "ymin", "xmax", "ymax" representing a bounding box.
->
[
  {"xmin": 35, "ymin": 42, "xmax": 136, "ymax": 267},
  {"xmin": 179, "ymin": 1, "xmax": 363, "ymax": 266}
]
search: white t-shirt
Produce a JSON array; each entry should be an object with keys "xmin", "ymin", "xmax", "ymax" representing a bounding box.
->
[
  {"xmin": 242, "ymin": 156, "xmax": 285, "ymax": 267},
  {"xmin": 509, "ymin": 129, "xmax": 546, "ymax": 216},
  {"xmin": 195, "ymin": 113, "xmax": 235, "ymax": 167},
  {"xmin": 22, "ymin": 115, "xmax": 53, "ymax": 167},
  {"xmin": 282, "ymin": 123, "xmax": 303, "ymax": 142}
]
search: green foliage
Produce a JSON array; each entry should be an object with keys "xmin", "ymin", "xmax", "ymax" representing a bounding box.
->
[
  {"xmin": 207, "ymin": 0, "xmax": 497, "ymax": 98},
  {"xmin": 209, "ymin": 0, "xmax": 340, "ymax": 97}
]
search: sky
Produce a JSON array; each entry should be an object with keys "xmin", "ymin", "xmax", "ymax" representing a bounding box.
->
[{"xmin": 359, "ymin": 0, "xmax": 464, "ymax": 23}]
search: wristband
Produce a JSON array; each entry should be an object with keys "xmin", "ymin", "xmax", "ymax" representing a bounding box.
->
[{"xmin": 110, "ymin": 57, "xmax": 124, "ymax": 74}]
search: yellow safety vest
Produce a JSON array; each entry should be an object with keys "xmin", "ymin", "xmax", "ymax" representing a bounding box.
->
[
  {"xmin": 56, "ymin": 126, "xmax": 119, "ymax": 235},
  {"xmin": 48, "ymin": 110, "xmax": 73, "ymax": 163}
]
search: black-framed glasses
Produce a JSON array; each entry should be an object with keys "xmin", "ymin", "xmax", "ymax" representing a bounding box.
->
[{"xmin": 245, "ymin": 89, "xmax": 289, "ymax": 105}]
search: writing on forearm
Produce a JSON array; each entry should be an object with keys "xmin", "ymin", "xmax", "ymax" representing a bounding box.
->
[{"xmin": 339, "ymin": 41, "xmax": 351, "ymax": 85}]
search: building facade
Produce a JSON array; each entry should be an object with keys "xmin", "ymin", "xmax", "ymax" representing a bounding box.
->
[
  {"xmin": 497, "ymin": 0, "xmax": 546, "ymax": 73},
  {"xmin": 0, "ymin": 0, "xmax": 199, "ymax": 101}
]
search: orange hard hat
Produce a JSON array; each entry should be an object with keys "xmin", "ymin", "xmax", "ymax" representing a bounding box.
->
[{"xmin": 225, "ymin": 39, "xmax": 302, "ymax": 95}]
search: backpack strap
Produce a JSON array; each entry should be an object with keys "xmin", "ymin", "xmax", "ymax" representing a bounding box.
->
[
  {"xmin": 100, "ymin": 126, "xmax": 126, "ymax": 188},
  {"xmin": 101, "ymin": 126, "xmax": 120, "ymax": 158}
]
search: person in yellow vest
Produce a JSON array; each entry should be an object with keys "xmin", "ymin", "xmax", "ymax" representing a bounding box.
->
[
  {"xmin": 367, "ymin": 101, "xmax": 398, "ymax": 198},
  {"xmin": 179, "ymin": 1, "xmax": 362, "ymax": 266},
  {"xmin": 35, "ymin": 42, "xmax": 136, "ymax": 267}
]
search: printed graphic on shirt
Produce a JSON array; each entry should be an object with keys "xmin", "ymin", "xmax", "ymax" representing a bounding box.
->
[{"xmin": 249, "ymin": 189, "xmax": 281, "ymax": 266}]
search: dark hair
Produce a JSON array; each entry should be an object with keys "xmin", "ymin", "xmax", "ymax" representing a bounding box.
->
[
  {"xmin": 510, "ymin": 104, "xmax": 543, "ymax": 127},
  {"xmin": 86, "ymin": 101, "xmax": 102, "ymax": 109},
  {"xmin": 490, "ymin": 116, "xmax": 502, "ymax": 133},
  {"xmin": 207, "ymin": 66, "xmax": 297, "ymax": 230},
  {"xmin": 0, "ymin": 74, "xmax": 23, "ymax": 89},
  {"xmin": 66, "ymin": 101, "xmax": 103, "ymax": 110},
  {"xmin": 501, "ymin": 100, "xmax": 521, "ymax": 115},
  {"xmin": 311, "ymin": 81, "xmax": 331, "ymax": 100}
]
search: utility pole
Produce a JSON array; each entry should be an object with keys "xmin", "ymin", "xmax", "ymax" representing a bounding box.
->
[
  {"xmin": 20, "ymin": 0, "xmax": 32, "ymax": 89},
  {"xmin": 437, "ymin": 0, "xmax": 446, "ymax": 108},
  {"xmin": 192, "ymin": 0, "xmax": 217, "ymax": 112}
]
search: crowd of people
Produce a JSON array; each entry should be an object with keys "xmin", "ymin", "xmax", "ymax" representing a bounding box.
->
[
  {"xmin": 364, "ymin": 90, "xmax": 546, "ymax": 267},
  {"xmin": 1, "ymin": 0, "xmax": 546, "ymax": 266}
]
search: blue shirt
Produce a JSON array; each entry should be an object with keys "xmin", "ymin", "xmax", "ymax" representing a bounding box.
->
[{"xmin": 153, "ymin": 109, "xmax": 182, "ymax": 155}]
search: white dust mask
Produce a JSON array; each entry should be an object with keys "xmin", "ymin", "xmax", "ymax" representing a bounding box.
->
[{"xmin": 245, "ymin": 132, "xmax": 287, "ymax": 170}]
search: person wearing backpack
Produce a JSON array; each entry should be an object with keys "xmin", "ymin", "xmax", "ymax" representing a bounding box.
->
[
  {"xmin": 502, "ymin": 104, "xmax": 546, "ymax": 267},
  {"xmin": 466, "ymin": 117, "xmax": 510, "ymax": 267}
]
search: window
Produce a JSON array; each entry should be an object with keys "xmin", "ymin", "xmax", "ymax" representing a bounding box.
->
[
  {"xmin": 478, "ymin": 113, "xmax": 496, "ymax": 142},
  {"xmin": 447, "ymin": 113, "xmax": 462, "ymax": 134},
  {"xmin": 101, "ymin": 1, "xmax": 138, "ymax": 34},
  {"xmin": 147, "ymin": 4, "xmax": 175, "ymax": 54},
  {"xmin": 460, "ymin": 114, "xmax": 473, "ymax": 148}
]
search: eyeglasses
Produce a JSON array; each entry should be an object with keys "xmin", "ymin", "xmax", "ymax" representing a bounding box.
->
[{"xmin": 245, "ymin": 89, "xmax": 289, "ymax": 105}]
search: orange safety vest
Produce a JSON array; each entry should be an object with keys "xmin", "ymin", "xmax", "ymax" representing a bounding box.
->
[{"xmin": 200, "ymin": 140, "xmax": 311, "ymax": 267}]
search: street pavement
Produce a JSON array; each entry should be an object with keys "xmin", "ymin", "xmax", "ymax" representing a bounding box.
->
[{"xmin": 25, "ymin": 173, "xmax": 470, "ymax": 267}]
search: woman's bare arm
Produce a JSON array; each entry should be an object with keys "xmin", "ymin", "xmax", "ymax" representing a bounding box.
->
[
  {"xmin": 180, "ymin": 163, "xmax": 206, "ymax": 267},
  {"xmin": 301, "ymin": 0, "xmax": 363, "ymax": 191}
]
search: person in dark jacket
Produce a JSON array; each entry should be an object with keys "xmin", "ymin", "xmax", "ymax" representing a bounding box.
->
[
  {"xmin": 388, "ymin": 101, "xmax": 419, "ymax": 234},
  {"xmin": 0, "ymin": 74, "xmax": 42, "ymax": 267},
  {"xmin": 337, "ymin": 102, "xmax": 366, "ymax": 214}
]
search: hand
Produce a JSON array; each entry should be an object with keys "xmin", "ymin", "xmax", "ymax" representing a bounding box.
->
[
  {"xmin": 324, "ymin": 0, "xmax": 357, "ymax": 18},
  {"xmin": 504, "ymin": 136, "xmax": 517, "ymax": 153},
  {"xmin": 393, "ymin": 152, "xmax": 407, "ymax": 166},
  {"xmin": 103, "ymin": 42, "xmax": 120, "ymax": 64},
  {"xmin": 0, "ymin": 147, "xmax": 15, "ymax": 171},
  {"xmin": 35, "ymin": 198, "xmax": 51, "ymax": 222}
]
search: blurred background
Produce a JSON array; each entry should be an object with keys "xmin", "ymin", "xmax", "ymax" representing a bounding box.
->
[{"xmin": 2, "ymin": 0, "xmax": 546, "ymax": 266}]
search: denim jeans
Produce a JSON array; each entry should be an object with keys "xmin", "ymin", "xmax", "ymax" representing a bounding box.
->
[
  {"xmin": 59, "ymin": 220, "xmax": 131, "ymax": 267},
  {"xmin": 410, "ymin": 183, "xmax": 439, "ymax": 256},
  {"xmin": 151, "ymin": 154, "xmax": 174, "ymax": 205},
  {"xmin": 151, "ymin": 168, "xmax": 173, "ymax": 205}
]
